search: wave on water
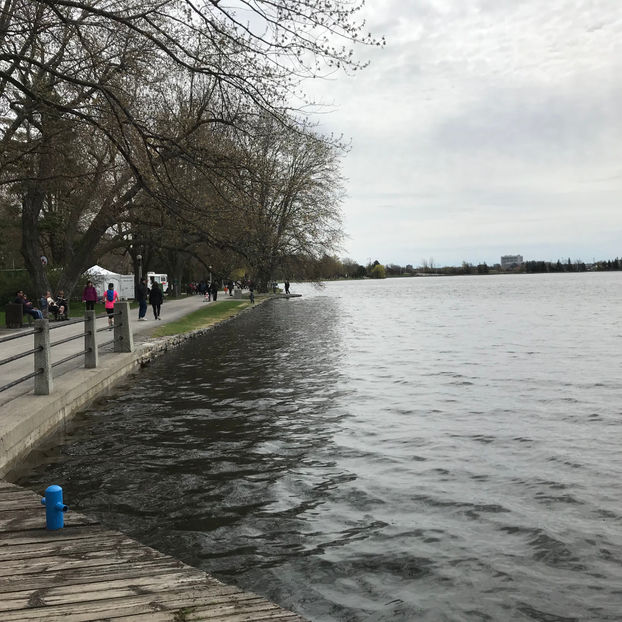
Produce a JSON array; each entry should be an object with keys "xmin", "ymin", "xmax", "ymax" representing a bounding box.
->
[{"xmin": 13, "ymin": 273, "xmax": 622, "ymax": 621}]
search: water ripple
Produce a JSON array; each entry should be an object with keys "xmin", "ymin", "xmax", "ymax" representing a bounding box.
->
[{"xmin": 12, "ymin": 274, "xmax": 622, "ymax": 621}]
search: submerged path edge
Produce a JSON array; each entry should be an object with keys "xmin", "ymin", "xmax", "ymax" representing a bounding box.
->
[
  {"xmin": 0, "ymin": 297, "xmax": 270, "ymax": 479},
  {"xmin": 0, "ymin": 297, "xmax": 309, "ymax": 620}
]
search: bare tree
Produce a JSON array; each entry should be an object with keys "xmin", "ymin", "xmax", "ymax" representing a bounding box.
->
[
  {"xmin": 217, "ymin": 117, "xmax": 344, "ymax": 289},
  {"xmin": 1, "ymin": 0, "xmax": 381, "ymax": 292}
]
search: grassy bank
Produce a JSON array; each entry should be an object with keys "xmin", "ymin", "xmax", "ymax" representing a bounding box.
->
[{"xmin": 151, "ymin": 298, "xmax": 259, "ymax": 337}]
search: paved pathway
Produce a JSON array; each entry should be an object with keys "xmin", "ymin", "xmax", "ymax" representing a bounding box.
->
[
  {"xmin": 0, "ymin": 295, "xmax": 219, "ymax": 407},
  {"xmin": 0, "ymin": 294, "xmax": 257, "ymax": 477}
]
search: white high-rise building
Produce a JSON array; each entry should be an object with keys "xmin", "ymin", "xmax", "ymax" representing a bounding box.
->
[{"xmin": 501, "ymin": 255, "xmax": 523, "ymax": 268}]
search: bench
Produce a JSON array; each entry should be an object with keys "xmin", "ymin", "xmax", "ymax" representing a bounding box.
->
[{"xmin": 5, "ymin": 303, "xmax": 34, "ymax": 329}]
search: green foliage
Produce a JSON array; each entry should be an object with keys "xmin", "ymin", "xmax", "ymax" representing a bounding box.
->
[
  {"xmin": 354, "ymin": 264, "xmax": 367, "ymax": 278},
  {"xmin": 0, "ymin": 270, "xmax": 34, "ymax": 306},
  {"xmin": 0, "ymin": 267, "xmax": 80, "ymax": 305},
  {"xmin": 370, "ymin": 264, "xmax": 386, "ymax": 279}
]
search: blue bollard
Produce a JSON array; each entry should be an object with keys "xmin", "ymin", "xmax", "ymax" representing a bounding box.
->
[{"xmin": 41, "ymin": 485, "xmax": 68, "ymax": 530}]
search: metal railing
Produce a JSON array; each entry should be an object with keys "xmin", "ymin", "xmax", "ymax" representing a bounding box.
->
[{"xmin": 0, "ymin": 302, "xmax": 134, "ymax": 395}]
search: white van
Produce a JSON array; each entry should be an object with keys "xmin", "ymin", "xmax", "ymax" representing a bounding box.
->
[{"xmin": 147, "ymin": 272, "xmax": 168, "ymax": 293}]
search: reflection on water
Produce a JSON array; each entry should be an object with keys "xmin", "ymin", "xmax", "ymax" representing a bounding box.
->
[{"xmin": 13, "ymin": 273, "xmax": 622, "ymax": 621}]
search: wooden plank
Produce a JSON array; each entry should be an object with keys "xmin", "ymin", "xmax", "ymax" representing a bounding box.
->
[
  {"xmin": 0, "ymin": 588, "xmax": 263, "ymax": 621},
  {"xmin": 0, "ymin": 497, "xmax": 52, "ymax": 511},
  {"xmin": 113, "ymin": 601, "xmax": 306, "ymax": 621},
  {"xmin": 0, "ymin": 491, "xmax": 44, "ymax": 503},
  {"xmin": 0, "ymin": 532, "xmax": 138, "ymax": 560},
  {"xmin": 0, "ymin": 531, "xmax": 167, "ymax": 564},
  {"xmin": 0, "ymin": 559, "xmax": 191, "ymax": 591},
  {"xmin": 2, "ymin": 586, "xmax": 254, "ymax": 619},
  {"xmin": 0, "ymin": 510, "xmax": 99, "ymax": 532},
  {"xmin": 0, "ymin": 548, "xmax": 180, "ymax": 578},
  {"xmin": 0, "ymin": 481, "xmax": 307, "ymax": 621},
  {"xmin": 0, "ymin": 568, "xmax": 223, "ymax": 610},
  {"xmin": 0, "ymin": 524, "xmax": 108, "ymax": 545},
  {"xmin": 0, "ymin": 481, "xmax": 22, "ymax": 491}
]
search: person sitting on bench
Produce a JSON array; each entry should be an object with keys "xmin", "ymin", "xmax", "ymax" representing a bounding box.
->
[
  {"xmin": 53, "ymin": 290, "xmax": 69, "ymax": 320},
  {"xmin": 45, "ymin": 291, "xmax": 58, "ymax": 318},
  {"xmin": 14, "ymin": 290, "xmax": 43, "ymax": 320}
]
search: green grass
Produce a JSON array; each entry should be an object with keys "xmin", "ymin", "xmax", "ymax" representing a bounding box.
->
[{"xmin": 151, "ymin": 299, "xmax": 253, "ymax": 337}]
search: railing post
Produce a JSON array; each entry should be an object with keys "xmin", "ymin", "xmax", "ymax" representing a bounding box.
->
[
  {"xmin": 84, "ymin": 311, "xmax": 98, "ymax": 368},
  {"xmin": 34, "ymin": 318, "xmax": 52, "ymax": 395},
  {"xmin": 113, "ymin": 301, "xmax": 134, "ymax": 353}
]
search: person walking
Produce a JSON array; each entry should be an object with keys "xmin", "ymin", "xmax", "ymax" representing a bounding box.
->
[
  {"xmin": 284, "ymin": 279, "xmax": 290, "ymax": 295},
  {"xmin": 210, "ymin": 280, "xmax": 218, "ymax": 302},
  {"xmin": 136, "ymin": 277, "xmax": 148, "ymax": 320},
  {"xmin": 149, "ymin": 276, "xmax": 163, "ymax": 320},
  {"xmin": 228, "ymin": 279, "xmax": 234, "ymax": 296},
  {"xmin": 82, "ymin": 280, "xmax": 98, "ymax": 311},
  {"xmin": 103, "ymin": 282, "xmax": 119, "ymax": 328}
]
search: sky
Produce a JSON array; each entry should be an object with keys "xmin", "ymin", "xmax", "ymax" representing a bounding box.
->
[{"xmin": 304, "ymin": 0, "xmax": 622, "ymax": 267}]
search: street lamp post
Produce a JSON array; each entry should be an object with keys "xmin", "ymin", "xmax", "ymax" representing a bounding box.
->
[
  {"xmin": 137, "ymin": 254, "xmax": 142, "ymax": 281},
  {"xmin": 209, "ymin": 265, "xmax": 212, "ymax": 284}
]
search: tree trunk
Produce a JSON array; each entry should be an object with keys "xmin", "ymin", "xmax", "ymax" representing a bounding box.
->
[
  {"xmin": 54, "ymin": 198, "xmax": 130, "ymax": 297},
  {"xmin": 21, "ymin": 184, "xmax": 50, "ymax": 297}
]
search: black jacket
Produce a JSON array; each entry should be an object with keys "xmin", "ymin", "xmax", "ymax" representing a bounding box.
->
[
  {"xmin": 137, "ymin": 282, "xmax": 148, "ymax": 302},
  {"xmin": 148, "ymin": 283, "xmax": 163, "ymax": 304}
]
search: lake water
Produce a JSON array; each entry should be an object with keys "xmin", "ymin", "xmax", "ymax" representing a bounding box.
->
[{"xmin": 13, "ymin": 273, "xmax": 622, "ymax": 621}]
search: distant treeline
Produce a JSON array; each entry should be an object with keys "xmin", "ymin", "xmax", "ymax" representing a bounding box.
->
[
  {"xmin": 519, "ymin": 258, "xmax": 620, "ymax": 273},
  {"xmin": 291, "ymin": 256, "xmax": 622, "ymax": 281},
  {"xmin": 523, "ymin": 260, "xmax": 588, "ymax": 273}
]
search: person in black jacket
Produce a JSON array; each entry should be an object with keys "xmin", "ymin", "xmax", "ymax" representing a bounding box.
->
[
  {"xmin": 148, "ymin": 276, "xmax": 163, "ymax": 320},
  {"xmin": 14, "ymin": 291, "xmax": 43, "ymax": 319},
  {"xmin": 136, "ymin": 278, "xmax": 148, "ymax": 321},
  {"xmin": 55, "ymin": 290, "xmax": 68, "ymax": 320}
]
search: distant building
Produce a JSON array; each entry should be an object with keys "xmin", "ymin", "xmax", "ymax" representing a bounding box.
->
[{"xmin": 501, "ymin": 254, "xmax": 523, "ymax": 269}]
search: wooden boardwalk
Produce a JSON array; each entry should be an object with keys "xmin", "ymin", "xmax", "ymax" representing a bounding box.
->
[{"xmin": 0, "ymin": 480, "xmax": 306, "ymax": 621}]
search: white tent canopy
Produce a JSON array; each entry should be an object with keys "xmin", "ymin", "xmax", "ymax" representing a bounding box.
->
[
  {"xmin": 85, "ymin": 265, "xmax": 134, "ymax": 299},
  {"xmin": 86, "ymin": 264, "xmax": 119, "ymax": 276}
]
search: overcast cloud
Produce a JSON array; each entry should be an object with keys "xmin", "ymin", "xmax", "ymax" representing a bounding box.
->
[{"xmin": 306, "ymin": 0, "xmax": 622, "ymax": 266}]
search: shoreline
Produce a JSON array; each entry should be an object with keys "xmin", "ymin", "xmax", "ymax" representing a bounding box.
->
[{"xmin": 0, "ymin": 295, "xmax": 271, "ymax": 478}]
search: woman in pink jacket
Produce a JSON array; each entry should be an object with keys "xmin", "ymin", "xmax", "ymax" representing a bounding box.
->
[{"xmin": 103, "ymin": 282, "xmax": 119, "ymax": 328}]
